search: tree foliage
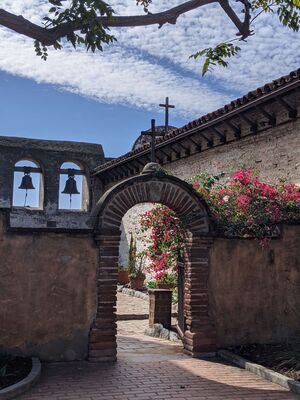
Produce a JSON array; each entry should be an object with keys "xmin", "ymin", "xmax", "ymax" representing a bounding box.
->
[
  {"xmin": 0, "ymin": 0, "xmax": 299, "ymax": 74},
  {"xmin": 190, "ymin": 43, "xmax": 241, "ymax": 76}
]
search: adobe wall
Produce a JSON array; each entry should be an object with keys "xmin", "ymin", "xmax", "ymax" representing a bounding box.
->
[
  {"xmin": 209, "ymin": 224, "xmax": 300, "ymax": 347},
  {"xmin": 164, "ymin": 116, "xmax": 300, "ymax": 184},
  {"xmin": 0, "ymin": 211, "xmax": 98, "ymax": 361},
  {"xmin": 118, "ymin": 111, "xmax": 300, "ymax": 265}
]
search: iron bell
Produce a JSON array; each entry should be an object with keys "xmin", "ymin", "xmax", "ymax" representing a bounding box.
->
[
  {"xmin": 62, "ymin": 170, "xmax": 80, "ymax": 208},
  {"xmin": 19, "ymin": 169, "xmax": 35, "ymax": 190},
  {"xmin": 18, "ymin": 167, "xmax": 35, "ymax": 207},
  {"xmin": 62, "ymin": 173, "xmax": 80, "ymax": 195}
]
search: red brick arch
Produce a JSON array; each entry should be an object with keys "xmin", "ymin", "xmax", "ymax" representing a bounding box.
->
[{"xmin": 89, "ymin": 167, "xmax": 216, "ymax": 361}]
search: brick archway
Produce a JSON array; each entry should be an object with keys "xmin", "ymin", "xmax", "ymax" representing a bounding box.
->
[{"xmin": 89, "ymin": 165, "xmax": 216, "ymax": 361}]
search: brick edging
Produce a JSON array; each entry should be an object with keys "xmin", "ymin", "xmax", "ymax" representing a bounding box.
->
[
  {"xmin": 218, "ymin": 350, "xmax": 300, "ymax": 394},
  {"xmin": 0, "ymin": 357, "xmax": 41, "ymax": 400},
  {"xmin": 118, "ymin": 286, "xmax": 149, "ymax": 301}
]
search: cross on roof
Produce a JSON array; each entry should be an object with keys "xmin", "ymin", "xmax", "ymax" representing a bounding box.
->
[
  {"xmin": 141, "ymin": 119, "xmax": 161, "ymax": 163},
  {"xmin": 159, "ymin": 97, "xmax": 175, "ymax": 133}
]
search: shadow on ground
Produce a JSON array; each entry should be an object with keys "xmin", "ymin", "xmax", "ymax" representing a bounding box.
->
[{"xmin": 18, "ymin": 335, "xmax": 299, "ymax": 400}]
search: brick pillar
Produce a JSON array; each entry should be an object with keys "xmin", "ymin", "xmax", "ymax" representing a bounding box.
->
[
  {"xmin": 88, "ymin": 229, "xmax": 120, "ymax": 362},
  {"xmin": 149, "ymin": 289, "xmax": 172, "ymax": 330},
  {"xmin": 183, "ymin": 235, "xmax": 216, "ymax": 357}
]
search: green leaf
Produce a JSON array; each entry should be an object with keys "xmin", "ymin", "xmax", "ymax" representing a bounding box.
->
[{"xmin": 190, "ymin": 43, "xmax": 241, "ymax": 75}]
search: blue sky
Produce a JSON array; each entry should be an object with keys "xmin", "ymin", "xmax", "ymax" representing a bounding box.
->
[
  {"xmin": 0, "ymin": 70, "xmax": 187, "ymax": 157},
  {"xmin": 0, "ymin": 0, "xmax": 300, "ymax": 159}
]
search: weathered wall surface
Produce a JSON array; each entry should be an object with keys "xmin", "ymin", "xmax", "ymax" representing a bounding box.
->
[
  {"xmin": 209, "ymin": 224, "xmax": 300, "ymax": 347},
  {"xmin": 118, "ymin": 115, "xmax": 300, "ymax": 262},
  {"xmin": 0, "ymin": 212, "xmax": 98, "ymax": 361},
  {"xmin": 119, "ymin": 203, "xmax": 153, "ymax": 267},
  {"xmin": 0, "ymin": 136, "xmax": 105, "ymax": 229},
  {"xmin": 164, "ymin": 117, "xmax": 300, "ymax": 184}
]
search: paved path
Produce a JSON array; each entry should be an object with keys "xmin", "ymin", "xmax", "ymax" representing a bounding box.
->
[{"xmin": 19, "ymin": 293, "xmax": 299, "ymax": 400}]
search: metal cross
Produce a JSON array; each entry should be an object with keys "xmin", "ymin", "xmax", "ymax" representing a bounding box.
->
[
  {"xmin": 159, "ymin": 97, "xmax": 175, "ymax": 133},
  {"xmin": 141, "ymin": 119, "xmax": 161, "ymax": 163}
]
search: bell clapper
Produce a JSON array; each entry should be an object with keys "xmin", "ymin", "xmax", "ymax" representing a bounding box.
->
[{"xmin": 24, "ymin": 189, "xmax": 28, "ymax": 207}]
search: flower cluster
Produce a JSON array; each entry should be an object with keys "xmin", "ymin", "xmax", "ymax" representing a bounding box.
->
[
  {"xmin": 192, "ymin": 170, "xmax": 300, "ymax": 239},
  {"xmin": 140, "ymin": 205, "xmax": 184, "ymax": 284}
]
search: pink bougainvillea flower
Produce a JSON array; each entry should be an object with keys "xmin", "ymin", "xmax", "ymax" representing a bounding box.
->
[
  {"xmin": 140, "ymin": 205, "xmax": 184, "ymax": 283},
  {"xmin": 237, "ymin": 194, "xmax": 252, "ymax": 207},
  {"xmin": 191, "ymin": 168, "xmax": 299, "ymax": 244},
  {"xmin": 232, "ymin": 169, "xmax": 253, "ymax": 185},
  {"xmin": 193, "ymin": 181, "xmax": 200, "ymax": 190}
]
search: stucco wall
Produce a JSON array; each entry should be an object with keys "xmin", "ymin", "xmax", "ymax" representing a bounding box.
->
[
  {"xmin": 0, "ymin": 211, "xmax": 98, "ymax": 361},
  {"xmin": 209, "ymin": 224, "xmax": 300, "ymax": 347}
]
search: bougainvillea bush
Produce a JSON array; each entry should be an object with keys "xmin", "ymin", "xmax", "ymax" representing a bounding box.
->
[
  {"xmin": 140, "ymin": 205, "xmax": 184, "ymax": 285},
  {"xmin": 192, "ymin": 169, "xmax": 300, "ymax": 240}
]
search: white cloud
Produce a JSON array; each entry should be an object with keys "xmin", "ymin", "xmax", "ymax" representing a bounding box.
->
[{"xmin": 0, "ymin": 0, "xmax": 299, "ymax": 119}]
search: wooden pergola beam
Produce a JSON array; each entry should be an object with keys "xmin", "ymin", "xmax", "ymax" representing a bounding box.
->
[
  {"xmin": 158, "ymin": 148, "xmax": 172, "ymax": 162},
  {"xmin": 255, "ymin": 105, "xmax": 276, "ymax": 126},
  {"xmin": 211, "ymin": 126, "xmax": 226, "ymax": 143},
  {"xmin": 276, "ymin": 96, "xmax": 297, "ymax": 118},
  {"xmin": 240, "ymin": 113, "xmax": 258, "ymax": 134},
  {"xmin": 188, "ymin": 136, "xmax": 202, "ymax": 151},
  {"xmin": 169, "ymin": 145, "xmax": 181, "ymax": 159},
  {"xmin": 224, "ymin": 120, "xmax": 241, "ymax": 139}
]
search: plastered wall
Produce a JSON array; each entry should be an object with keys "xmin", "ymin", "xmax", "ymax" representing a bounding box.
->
[
  {"xmin": 0, "ymin": 211, "xmax": 98, "ymax": 361},
  {"xmin": 209, "ymin": 225, "xmax": 300, "ymax": 347}
]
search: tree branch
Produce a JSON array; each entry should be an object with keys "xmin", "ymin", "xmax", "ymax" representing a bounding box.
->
[
  {"xmin": 0, "ymin": 9, "xmax": 55, "ymax": 44},
  {"xmin": 218, "ymin": 0, "xmax": 251, "ymax": 38},
  {"xmin": 1, "ymin": 0, "xmax": 219, "ymax": 46}
]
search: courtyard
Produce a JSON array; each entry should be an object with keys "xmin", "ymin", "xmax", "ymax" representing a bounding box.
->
[{"xmin": 17, "ymin": 293, "xmax": 299, "ymax": 400}]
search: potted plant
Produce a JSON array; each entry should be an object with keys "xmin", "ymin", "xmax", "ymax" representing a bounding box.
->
[
  {"xmin": 129, "ymin": 260, "xmax": 146, "ymax": 290},
  {"xmin": 118, "ymin": 266, "xmax": 129, "ymax": 285},
  {"xmin": 127, "ymin": 235, "xmax": 146, "ymax": 289},
  {"xmin": 157, "ymin": 272, "xmax": 177, "ymax": 289}
]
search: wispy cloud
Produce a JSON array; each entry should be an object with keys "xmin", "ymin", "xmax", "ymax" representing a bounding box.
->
[{"xmin": 0, "ymin": 0, "xmax": 299, "ymax": 119}]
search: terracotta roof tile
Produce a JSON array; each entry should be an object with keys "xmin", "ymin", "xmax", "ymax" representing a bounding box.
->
[{"xmin": 94, "ymin": 67, "xmax": 300, "ymax": 174}]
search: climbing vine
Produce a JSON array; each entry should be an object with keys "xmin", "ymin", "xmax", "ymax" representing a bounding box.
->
[{"xmin": 140, "ymin": 205, "xmax": 184, "ymax": 285}]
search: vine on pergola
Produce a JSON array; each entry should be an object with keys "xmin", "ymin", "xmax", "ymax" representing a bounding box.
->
[{"xmin": 0, "ymin": 0, "xmax": 299, "ymax": 74}]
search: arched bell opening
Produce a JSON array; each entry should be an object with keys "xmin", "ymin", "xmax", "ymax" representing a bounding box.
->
[
  {"xmin": 59, "ymin": 161, "xmax": 89, "ymax": 211},
  {"xmin": 12, "ymin": 159, "xmax": 44, "ymax": 209}
]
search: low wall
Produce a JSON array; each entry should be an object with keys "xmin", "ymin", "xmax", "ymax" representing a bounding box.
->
[
  {"xmin": 0, "ymin": 205, "xmax": 299, "ymax": 360},
  {"xmin": 0, "ymin": 212, "xmax": 98, "ymax": 361},
  {"xmin": 209, "ymin": 224, "xmax": 300, "ymax": 347}
]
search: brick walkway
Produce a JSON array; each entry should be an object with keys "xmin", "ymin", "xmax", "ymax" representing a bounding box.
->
[{"xmin": 19, "ymin": 293, "xmax": 299, "ymax": 400}]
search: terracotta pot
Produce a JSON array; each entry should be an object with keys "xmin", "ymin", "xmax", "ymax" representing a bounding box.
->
[
  {"xmin": 118, "ymin": 270, "xmax": 129, "ymax": 285},
  {"xmin": 157, "ymin": 282, "xmax": 175, "ymax": 290},
  {"xmin": 129, "ymin": 275, "xmax": 145, "ymax": 290}
]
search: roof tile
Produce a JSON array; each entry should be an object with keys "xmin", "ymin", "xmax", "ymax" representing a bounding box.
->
[{"xmin": 94, "ymin": 67, "xmax": 300, "ymax": 174}]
